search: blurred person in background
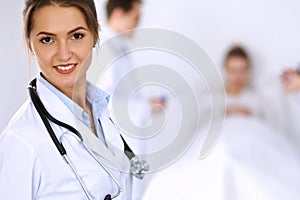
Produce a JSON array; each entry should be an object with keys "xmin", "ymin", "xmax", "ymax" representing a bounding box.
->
[
  {"xmin": 221, "ymin": 44, "xmax": 300, "ymax": 199},
  {"xmin": 224, "ymin": 45, "xmax": 264, "ymax": 118},
  {"xmin": 281, "ymin": 65, "xmax": 300, "ymax": 146},
  {"xmin": 103, "ymin": 0, "xmax": 141, "ymax": 38},
  {"xmin": 282, "ymin": 66, "xmax": 300, "ymax": 93},
  {"xmin": 99, "ymin": 0, "xmax": 146, "ymax": 126},
  {"xmin": 99, "ymin": 0, "xmax": 165, "ymax": 126},
  {"xmin": 97, "ymin": 0, "xmax": 166, "ymax": 199},
  {"xmin": 142, "ymin": 44, "xmax": 300, "ymax": 200}
]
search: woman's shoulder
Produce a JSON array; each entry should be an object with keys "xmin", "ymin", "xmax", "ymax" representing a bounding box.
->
[
  {"xmin": 0, "ymin": 99, "xmax": 54, "ymax": 168},
  {"xmin": 1, "ymin": 99, "xmax": 44, "ymax": 144},
  {"xmin": 4, "ymin": 100, "xmax": 34, "ymax": 128}
]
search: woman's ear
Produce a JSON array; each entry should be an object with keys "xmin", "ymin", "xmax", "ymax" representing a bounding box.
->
[
  {"xmin": 27, "ymin": 39, "xmax": 31, "ymax": 50},
  {"xmin": 27, "ymin": 39, "xmax": 34, "ymax": 55},
  {"xmin": 93, "ymin": 40, "xmax": 99, "ymax": 48}
]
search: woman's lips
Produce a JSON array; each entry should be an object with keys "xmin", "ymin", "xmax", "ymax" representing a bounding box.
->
[{"xmin": 54, "ymin": 64, "xmax": 77, "ymax": 74}]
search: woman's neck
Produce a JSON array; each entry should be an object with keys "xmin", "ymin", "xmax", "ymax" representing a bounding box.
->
[
  {"xmin": 226, "ymin": 85, "xmax": 244, "ymax": 95},
  {"xmin": 41, "ymin": 73, "xmax": 87, "ymax": 109},
  {"xmin": 71, "ymin": 79, "xmax": 87, "ymax": 111},
  {"xmin": 72, "ymin": 79, "xmax": 96, "ymax": 134}
]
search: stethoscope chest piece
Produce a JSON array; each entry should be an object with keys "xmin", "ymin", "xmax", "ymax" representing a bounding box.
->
[{"xmin": 104, "ymin": 194, "xmax": 112, "ymax": 200}]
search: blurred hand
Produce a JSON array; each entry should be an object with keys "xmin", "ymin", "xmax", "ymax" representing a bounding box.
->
[
  {"xmin": 226, "ymin": 106, "xmax": 252, "ymax": 116},
  {"xmin": 281, "ymin": 69, "xmax": 300, "ymax": 93},
  {"xmin": 151, "ymin": 98, "xmax": 166, "ymax": 114}
]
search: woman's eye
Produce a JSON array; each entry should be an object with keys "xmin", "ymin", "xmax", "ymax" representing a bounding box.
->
[
  {"xmin": 71, "ymin": 33, "xmax": 84, "ymax": 40},
  {"xmin": 40, "ymin": 37, "xmax": 52, "ymax": 44}
]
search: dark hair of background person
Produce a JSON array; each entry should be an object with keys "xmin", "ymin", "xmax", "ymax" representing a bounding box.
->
[
  {"xmin": 23, "ymin": 0, "xmax": 99, "ymax": 47},
  {"xmin": 224, "ymin": 45, "xmax": 250, "ymax": 67},
  {"xmin": 106, "ymin": 0, "xmax": 142, "ymax": 19}
]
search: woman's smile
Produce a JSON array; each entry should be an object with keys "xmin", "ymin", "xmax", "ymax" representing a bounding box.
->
[{"xmin": 54, "ymin": 63, "xmax": 77, "ymax": 74}]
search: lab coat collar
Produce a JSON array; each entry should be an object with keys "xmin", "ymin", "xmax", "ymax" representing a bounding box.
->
[
  {"xmin": 37, "ymin": 73, "xmax": 110, "ymax": 126},
  {"xmin": 36, "ymin": 78, "xmax": 78, "ymax": 130}
]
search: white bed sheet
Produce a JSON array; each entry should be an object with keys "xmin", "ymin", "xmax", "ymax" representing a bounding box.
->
[{"xmin": 142, "ymin": 116, "xmax": 300, "ymax": 200}]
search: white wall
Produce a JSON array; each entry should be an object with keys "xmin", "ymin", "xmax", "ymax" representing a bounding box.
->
[
  {"xmin": 96, "ymin": 0, "xmax": 300, "ymax": 144},
  {"xmin": 0, "ymin": 0, "xmax": 28, "ymax": 132},
  {"xmin": 1, "ymin": 0, "xmax": 300, "ymax": 143}
]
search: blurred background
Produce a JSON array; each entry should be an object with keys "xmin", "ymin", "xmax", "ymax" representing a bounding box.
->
[
  {"xmin": 1, "ymin": 0, "xmax": 300, "ymax": 141},
  {"xmin": 1, "ymin": 0, "xmax": 300, "ymax": 199}
]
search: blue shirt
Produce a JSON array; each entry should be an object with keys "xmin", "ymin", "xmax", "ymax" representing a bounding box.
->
[{"xmin": 38, "ymin": 74, "xmax": 110, "ymax": 143}]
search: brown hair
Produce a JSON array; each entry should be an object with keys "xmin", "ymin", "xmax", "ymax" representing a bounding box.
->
[
  {"xmin": 23, "ymin": 0, "xmax": 99, "ymax": 46},
  {"xmin": 106, "ymin": 0, "xmax": 142, "ymax": 19},
  {"xmin": 224, "ymin": 45, "xmax": 250, "ymax": 66}
]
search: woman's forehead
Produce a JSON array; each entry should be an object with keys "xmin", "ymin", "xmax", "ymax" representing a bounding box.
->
[{"xmin": 31, "ymin": 5, "xmax": 88, "ymax": 35}]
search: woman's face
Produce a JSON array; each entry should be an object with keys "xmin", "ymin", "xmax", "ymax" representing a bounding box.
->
[
  {"xmin": 225, "ymin": 56, "xmax": 250, "ymax": 89},
  {"xmin": 29, "ymin": 5, "xmax": 95, "ymax": 92}
]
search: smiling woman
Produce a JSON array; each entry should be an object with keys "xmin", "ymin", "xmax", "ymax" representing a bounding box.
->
[
  {"xmin": 29, "ymin": 5, "xmax": 95, "ymax": 100},
  {"xmin": 0, "ymin": 0, "xmax": 135, "ymax": 200}
]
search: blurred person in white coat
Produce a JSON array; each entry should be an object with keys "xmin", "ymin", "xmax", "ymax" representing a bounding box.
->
[
  {"xmin": 97, "ymin": 0, "xmax": 166, "ymax": 199},
  {"xmin": 98, "ymin": 0, "xmax": 166, "ymax": 127}
]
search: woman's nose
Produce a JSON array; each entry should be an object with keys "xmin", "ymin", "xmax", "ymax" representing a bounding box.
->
[{"xmin": 57, "ymin": 42, "xmax": 72, "ymax": 61}]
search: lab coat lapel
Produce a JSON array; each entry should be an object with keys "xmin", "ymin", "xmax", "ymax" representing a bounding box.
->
[
  {"xmin": 100, "ymin": 110, "xmax": 131, "ymax": 170},
  {"xmin": 76, "ymin": 121, "xmax": 127, "ymax": 170}
]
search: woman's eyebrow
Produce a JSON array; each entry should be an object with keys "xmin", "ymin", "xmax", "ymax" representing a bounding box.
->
[
  {"xmin": 67, "ymin": 26, "xmax": 88, "ymax": 34},
  {"xmin": 36, "ymin": 31, "xmax": 55, "ymax": 37},
  {"xmin": 35, "ymin": 26, "xmax": 88, "ymax": 37}
]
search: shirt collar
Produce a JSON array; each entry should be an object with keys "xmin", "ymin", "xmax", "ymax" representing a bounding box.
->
[{"xmin": 38, "ymin": 74, "xmax": 110, "ymax": 124}]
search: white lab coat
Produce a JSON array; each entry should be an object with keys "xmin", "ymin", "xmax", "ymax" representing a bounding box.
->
[
  {"xmin": 98, "ymin": 25, "xmax": 150, "ymax": 128},
  {"xmin": 0, "ymin": 79, "xmax": 132, "ymax": 200},
  {"xmin": 97, "ymin": 25, "xmax": 152, "ymax": 200}
]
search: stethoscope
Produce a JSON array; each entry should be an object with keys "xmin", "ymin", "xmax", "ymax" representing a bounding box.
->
[{"xmin": 28, "ymin": 78, "xmax": 149, "ymax": 200}]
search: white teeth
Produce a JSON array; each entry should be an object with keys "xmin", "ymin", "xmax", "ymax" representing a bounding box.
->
[{"xmin": 56, "ymin": 64, "xmax": 75, "ymax": 71}]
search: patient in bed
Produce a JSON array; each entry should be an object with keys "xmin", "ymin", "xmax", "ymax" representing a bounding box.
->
[
  {"xmin": 224, "ymin": 45, "xmax": 263, "ymax": 118},
  {"xmin": 142, "ymin": 45, "xmax": 300, "ymax": 200}
]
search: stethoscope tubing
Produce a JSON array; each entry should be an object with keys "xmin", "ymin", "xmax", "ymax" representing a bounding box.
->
[{"xmin": 28, "ymin": 81, "xmax": 67, "ymax": 155}]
